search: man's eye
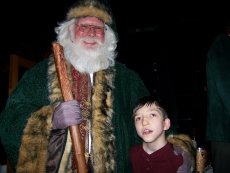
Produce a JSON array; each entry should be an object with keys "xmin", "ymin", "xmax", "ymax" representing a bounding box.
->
[
  {"xmin": 95, "ymin": 26, "xmax": 101, "ymax": 30},
  {"xmin": 80, "ymin": 25, "xmax": 88, "ymax": 30}
]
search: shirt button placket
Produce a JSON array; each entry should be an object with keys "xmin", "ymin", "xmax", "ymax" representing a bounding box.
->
[{"xmin": 146, "ymin": 157, "xmax": 150, "ymax": 172}]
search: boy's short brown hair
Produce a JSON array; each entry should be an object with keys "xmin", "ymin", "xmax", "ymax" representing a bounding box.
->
[{"xmin": 133, "ymin": 96, "xmax": 168, "ymax": 119}]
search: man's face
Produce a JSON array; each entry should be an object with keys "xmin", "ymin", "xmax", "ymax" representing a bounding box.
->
[{"xmin": 75, "ymin": 17, "xmax": 105, "ymax": 49}]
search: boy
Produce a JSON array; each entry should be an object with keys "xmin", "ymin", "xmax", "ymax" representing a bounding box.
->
[{"xmin": 130, "ymin": 96, "xmax": 195, "ymax": 173}]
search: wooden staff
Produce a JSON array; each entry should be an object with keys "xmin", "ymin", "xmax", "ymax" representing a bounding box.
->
[{"xmin": 52, "ymin": 42, "xmax": 87, "ymax": 173}]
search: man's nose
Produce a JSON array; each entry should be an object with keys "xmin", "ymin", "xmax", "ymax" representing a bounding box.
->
[{"xmin": 87, "ymin": 27, "xmax": 96, "ymax": 37}]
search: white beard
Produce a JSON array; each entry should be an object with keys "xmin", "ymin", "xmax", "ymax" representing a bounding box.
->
[{"xmin": 55, "ymin": 19, "xmax": 118, "ymax": 73}]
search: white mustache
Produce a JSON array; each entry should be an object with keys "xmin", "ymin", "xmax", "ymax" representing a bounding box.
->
[{"xmin": 79, "ymin": 37, "xmax": 102, "ymax": 44}]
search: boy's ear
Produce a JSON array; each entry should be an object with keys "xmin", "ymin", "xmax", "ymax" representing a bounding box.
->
[{"xmin": 163, "ymin": 118, "xmax": 171, "ymax": 130}]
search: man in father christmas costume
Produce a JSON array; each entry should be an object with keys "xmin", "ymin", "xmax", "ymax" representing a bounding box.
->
[{"xmin": 0, "ymin": 0, "xmax": 150, "ymax": 172}]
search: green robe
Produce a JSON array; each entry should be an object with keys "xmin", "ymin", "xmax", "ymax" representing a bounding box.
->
[
  {"xmin": 0, "ymin": 55, "xmax": 149, "ymax": 173},
  {"xmin": 206, "ymin": 34, "xmax": 230, "ymax": 142}
]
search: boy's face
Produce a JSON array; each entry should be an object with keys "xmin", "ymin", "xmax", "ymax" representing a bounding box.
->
[{"xmin": 134, "ymin": 104, "xmax": 170, "ymax": 144}]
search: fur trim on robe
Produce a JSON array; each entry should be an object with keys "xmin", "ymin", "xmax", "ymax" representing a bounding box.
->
[
  {"xmin": 17, "ymin": 55, "xmax": 116, "ymax": 173},
  {"xmin": 167, "ymin": 134, "xmax": 196, "ymax": 172}
]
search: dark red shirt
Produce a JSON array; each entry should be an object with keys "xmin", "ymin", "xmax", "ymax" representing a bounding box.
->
[{"xmin": 130, "ymin": 142, "xmax": 183, "ymax": 173}]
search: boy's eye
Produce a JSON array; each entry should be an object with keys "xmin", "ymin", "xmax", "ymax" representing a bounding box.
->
[
  {"xmin": 151, "ymin": 113, "xmax": 157, "ymax": 117},
  {"xmin": 135, "ymin": 117, "xmax": 141, "ymax": 121}
]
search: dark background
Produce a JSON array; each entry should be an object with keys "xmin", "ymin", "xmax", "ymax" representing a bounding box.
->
[{"xmin": 1, "ymin": 0, "xmax": 230, "ymax": 163}]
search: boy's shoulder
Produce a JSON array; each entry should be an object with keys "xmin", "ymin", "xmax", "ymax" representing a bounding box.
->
[
  {"xmin": 130, "ymin": 144, "xmax": 142, "ymax": 153},
  {"xmin": 129, "ymin": 144, "xmax": 143, "ymax": 161}
]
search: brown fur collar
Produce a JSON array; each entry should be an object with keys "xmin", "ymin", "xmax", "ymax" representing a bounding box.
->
[
  {"xmin": 17, "ymin": 55, "xmax": 116, "ymax": 173},
  {"xmin": 167, "ymin": 134, "xmax": 196, "ymax": 172}
]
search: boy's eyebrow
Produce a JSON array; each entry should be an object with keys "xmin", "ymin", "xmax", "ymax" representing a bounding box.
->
[
  {"xmin": 149, "ymin": 107, "xmax": 162, "ymax": 113},
  {"xmin": 135, "ymin": 108, "xmax": 162, "ymax": 116},
  {"xmin": 133, "ymin": 113, "xmax": 139, "ymax": 117}
]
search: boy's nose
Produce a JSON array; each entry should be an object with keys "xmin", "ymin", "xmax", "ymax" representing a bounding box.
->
[{"xmin": 142, "ymin": 117, "xmax": 149, "ymax": 125}]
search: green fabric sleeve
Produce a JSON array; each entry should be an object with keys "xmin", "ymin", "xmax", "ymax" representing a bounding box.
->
[{"xmin": 0, "ymin": 59, "xmax": 50, "ymax": 170}]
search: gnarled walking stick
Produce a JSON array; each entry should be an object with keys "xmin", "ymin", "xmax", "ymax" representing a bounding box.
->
[{"xmin": 52, "ymin": 42, "xmax": 87, "ymax": 173}]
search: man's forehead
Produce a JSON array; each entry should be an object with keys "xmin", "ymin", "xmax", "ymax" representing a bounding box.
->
[{"xmin": 77, "ymin": 16, "xmax": 104, "ymax": 26}]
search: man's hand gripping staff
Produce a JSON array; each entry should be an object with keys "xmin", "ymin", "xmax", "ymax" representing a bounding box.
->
[{"xmin": 52, "ymin": 42, "xmax": 87, "ymax": 173}]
